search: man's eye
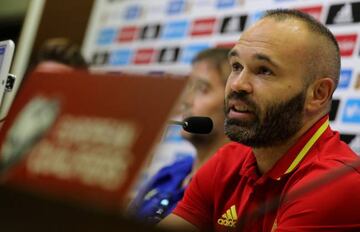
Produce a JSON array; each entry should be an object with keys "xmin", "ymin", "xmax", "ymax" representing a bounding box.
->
[
  {"xmin": 231, "ymin": 62, "xmax": 243, "ymax": 72},
  {"xmin": 258, "ymin": 66, "xmax": 273, "ymax": 76}
]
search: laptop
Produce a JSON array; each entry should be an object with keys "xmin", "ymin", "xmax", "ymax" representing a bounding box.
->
[
  {"xmin": 0, "ymin": 40, "xmax": 15, "ymax": 117},
  {"xmin": 0, "ymin": 70, "xmax": 187, "ymax": 212}
]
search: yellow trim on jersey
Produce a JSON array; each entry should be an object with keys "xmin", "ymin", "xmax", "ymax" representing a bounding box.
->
[{"xmin": 284, "ymin": 119, "xmax": 329, "ymax": 175}]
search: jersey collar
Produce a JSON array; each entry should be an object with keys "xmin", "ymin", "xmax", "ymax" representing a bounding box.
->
[{"xmin": 265, "ymin": 115, "xmax": 330, "ymax": 181}]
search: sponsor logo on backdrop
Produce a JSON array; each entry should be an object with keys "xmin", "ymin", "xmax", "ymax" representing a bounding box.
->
[
  {"xmin": 342, "ymin": 99, "xmax": 360, "ymax": 123},
  {"xmin": 133, "ymin": 48, "xmax": 156, "ymax": 64},
  {"xmin": 220, "ymin": 15, "xmax": 248, "ymax": 34},
  {"xmin": 330, "ymin": 99, "xmax": 340, "ymax": 121},
  {"xmin": 162, "ymin": 20, "xmax": 189, "ymax": 39},
  {"xmin": 190, "ymin": 18, "xmax": 217, "ymax": 36},
  {"xmin": 140, "ymin": 24, "xmax": 161, "ymax": 40},
  {"xmin": 216, "ymin": 0, "xmax": 236, "ymax": 8},
  {"xmin": 92, "ymin": 52, "xmax": 110, "ymax": 66},
  {"xmin": 297, "ymin": 5, "xmax": 323, "ymax": 21},
  {"xmin": 167, "ymin": 0, "xmax": 186, "ymax": 15},
  {"xmin": 338, "ymin": 69, "xmax": 353, "ymax": 89},
  {"xmin": 326, "ymin": 2, "xmax": 360, "ymax": 25},
  {"xmin": 117, "ymin": 26, "xmax": 138, "ymax": 42},
  {"xmin": 124, "ymin": 5, "xmax": 142, "ymax": 20},
  {"xmin": 335, "ymin": 34, "xmax": 357, "ymax": 57},
  {"xmin": 96, "ymin": 28, "xmax": 117, "ymax": 45},
  {"xmin": 181, "ymin": 44, "xmax": 210, "ymax": 63},
  {"xmin": 109, "ymin": 49, "xmax": 132, "ymax": 66},
  {"xmin": 158, "ymin": 47, "xmax": 180, "ymax": 63}
]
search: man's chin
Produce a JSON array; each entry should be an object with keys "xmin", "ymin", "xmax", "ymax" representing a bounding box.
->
[{"xmin": 224, "ymin": 124, "xmax": 256, "ymax": 143}]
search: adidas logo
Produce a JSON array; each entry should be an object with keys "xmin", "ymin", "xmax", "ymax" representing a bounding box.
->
[{"xmin": 217, "ymin": 205, "xmax": 238, "ymax": 228}]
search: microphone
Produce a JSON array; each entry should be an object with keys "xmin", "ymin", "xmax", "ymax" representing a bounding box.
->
[{"xmin": 169, "ymin": 116, "xmax": 213, "ymax": 134}]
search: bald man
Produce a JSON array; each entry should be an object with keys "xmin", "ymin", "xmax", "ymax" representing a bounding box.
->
[{"xmin": 160, "ymin": 9, "xmax": 360, "ymax": 232}]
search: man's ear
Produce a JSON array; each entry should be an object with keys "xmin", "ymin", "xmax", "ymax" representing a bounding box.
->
[{"xmin": 305, "ymin": 77, "xmax": 335, "ymax": 113}]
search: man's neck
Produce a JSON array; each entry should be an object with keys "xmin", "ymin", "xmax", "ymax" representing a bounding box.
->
[
  {"xmin": 253, "ymin": 115, "xmax": 322, "ymax": 174},
  {"xmin": 253, "ymin": 137, "xmax": 299, "ymax": 174}
]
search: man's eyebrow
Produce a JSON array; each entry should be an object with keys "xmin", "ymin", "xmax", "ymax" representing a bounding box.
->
[
  {"xmin": 254, "ymin": 53, "xmax": 279, "ymax": 68},
  {"xmin": 228, "ymin": 50, "xmax": 279, "ymax": 68}
]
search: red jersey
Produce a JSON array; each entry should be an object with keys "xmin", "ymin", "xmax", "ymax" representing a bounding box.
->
[{"xmin": 173, "ymin": 116, "xmax": 360, "ymax": 231}]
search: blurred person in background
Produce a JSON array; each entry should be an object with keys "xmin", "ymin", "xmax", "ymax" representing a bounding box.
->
[
  {"xmin": 33, "ymin": 37, "xmax": 88, "ymax": 72},
  {"xmin": 128, "ymin": 47, "xmax": 231, "ymax": 224}
]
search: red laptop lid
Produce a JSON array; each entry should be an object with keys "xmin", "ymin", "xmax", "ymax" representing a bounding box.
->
[{"xmin": 0, "ymin": 70, "xmax": 187, "ymax": 211}]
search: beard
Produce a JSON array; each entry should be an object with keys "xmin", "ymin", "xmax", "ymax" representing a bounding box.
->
[{"xmin": 224, "ymin": 90, "xmax": 306, "ymax": 148}]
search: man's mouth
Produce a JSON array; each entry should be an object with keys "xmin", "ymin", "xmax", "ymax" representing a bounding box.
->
[
  {"xmin": 231, "ymin": 105, "xmax": 252, "ymax": 113},
  {"xmin": 227, "ymin": 102, "xmax": 255, "ymax": 120}
]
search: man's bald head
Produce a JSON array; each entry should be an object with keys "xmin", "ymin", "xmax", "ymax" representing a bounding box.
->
[{"xmin": 261, "ymin": 9, "xmax": 340, "ymax": 90}]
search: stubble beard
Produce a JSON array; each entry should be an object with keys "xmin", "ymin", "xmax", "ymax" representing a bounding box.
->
[{"xmin": 224, "ymin": 90, "xmax": 306, "ymax": 148}]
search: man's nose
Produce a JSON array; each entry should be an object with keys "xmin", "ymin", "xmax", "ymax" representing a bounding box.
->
[{"xmin": 229, "ymin": 69, "xmax": 253, "ymax": 94}]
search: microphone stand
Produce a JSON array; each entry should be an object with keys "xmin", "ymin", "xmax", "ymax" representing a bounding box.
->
[{"xmin": 168, "ymin": 120, "xmax": 187, "ymax": 128}]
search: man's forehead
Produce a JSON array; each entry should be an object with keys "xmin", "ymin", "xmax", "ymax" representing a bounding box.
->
[
  {"xmin": 240, "ymin": 18, "xmax": 308, "ymax": 43},
  {"xmin": 232, "ymin": 18, "xmax": 311, "ymax": 59}
]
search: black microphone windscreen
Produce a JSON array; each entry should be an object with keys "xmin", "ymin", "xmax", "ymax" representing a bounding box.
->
[{"xmin": 183, "ymin": 117, "xmax": 213, "ymax": 134}]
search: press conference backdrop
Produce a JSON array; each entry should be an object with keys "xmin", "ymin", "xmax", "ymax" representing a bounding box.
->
[{"xmin": 82, "ymin": 0, "xmax": 360, "ymax": 148}]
